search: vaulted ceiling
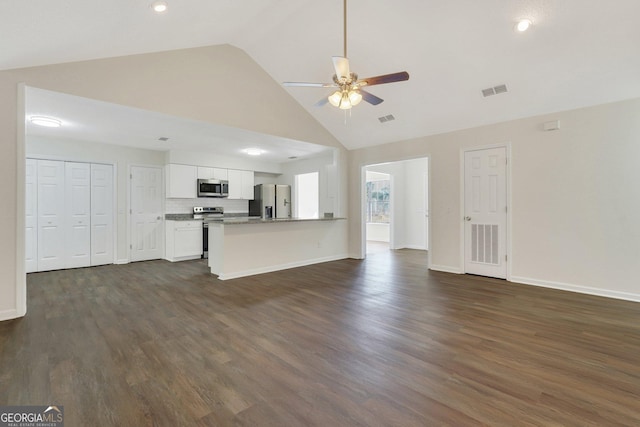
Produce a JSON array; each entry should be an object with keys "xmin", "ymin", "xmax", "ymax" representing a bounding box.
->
[{"xmin": 3, "ymin": 0, "xmax": 640, "ymax": 150}]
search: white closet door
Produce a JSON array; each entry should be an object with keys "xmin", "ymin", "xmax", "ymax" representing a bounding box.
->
[
  {"xmin": 65, "ymin": 162, "xmax": 91, "ymax": 268},
  {"xmin": 131, "ymin": 166, "xmax": 164, "ymax": 262},
  {"xmin": 37, "ymin": 160, "xmax": 66, "ymax": 271},
  {"xmin": 91, "ymin": 164, "xmax": 114, "ymax": 266},
  {"xmin": 25, "ymin": 159, "xmax": 38, "ymax": 273}
]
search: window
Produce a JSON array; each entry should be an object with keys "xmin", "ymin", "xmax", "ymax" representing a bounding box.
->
[
  {"xmin": 295, "ymin": 172, "xmax": 319, "ymax": 219},
  {"xmin": 366, "ymin": 178, "xmax": 390, "ymax": 223}
]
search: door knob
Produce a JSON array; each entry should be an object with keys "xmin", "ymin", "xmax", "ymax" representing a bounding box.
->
[{"xmin": 464, "ymin": 216, "xmax": 471, "ymax": 221}]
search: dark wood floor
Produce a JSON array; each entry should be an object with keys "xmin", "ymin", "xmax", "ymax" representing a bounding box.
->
[{"xmin": 1, "ymin": 250, "xmax": 640, "ymax": 426}]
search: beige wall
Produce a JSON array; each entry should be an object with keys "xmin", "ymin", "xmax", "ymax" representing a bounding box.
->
[
  {"xmin": 349, "ymin": 97, "xmax": 640, "ymax": 301},
  {"xmin": 0, "ymin": 44, "xmax": 346, "ymax": 320}
]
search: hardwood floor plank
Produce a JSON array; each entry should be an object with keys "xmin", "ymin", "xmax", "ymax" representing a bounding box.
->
[{"xmin": 1, "ymin": 250, "xmax": 639, "ymax": 426}]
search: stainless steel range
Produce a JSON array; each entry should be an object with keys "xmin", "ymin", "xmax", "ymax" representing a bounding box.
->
[{"xmin": 193, "ymin": 207, "xmax": 224, "ymax": 258}]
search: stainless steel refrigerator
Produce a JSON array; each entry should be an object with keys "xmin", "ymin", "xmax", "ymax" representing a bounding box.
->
[{"xmin": 249, "ymin": 184, "xmax": 291, "ymax": 219}]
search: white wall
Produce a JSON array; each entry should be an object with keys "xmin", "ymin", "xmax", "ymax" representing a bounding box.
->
[
  {"xmin": 26, "ymin": 136, "xmax": 165, "ymax": 263},
  {"xmin": 166, "ymin": 149, "xmax": 283, "ymax": 174},
  {"xmin": 350, "ymin": 98, "xmax": 640, "ymax": 302}
]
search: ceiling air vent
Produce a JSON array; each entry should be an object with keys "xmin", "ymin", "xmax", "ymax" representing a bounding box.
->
[
  {"xmin": 378, "ymin": 114, "xmax": 395, "ymax": 123},
  {"xmin": 482, "ymin": 84, "xmax": 508, "ymax": 97},
  {"xmin": 158, "ymin": 137, "xmax": 169, "ymax": 141}
]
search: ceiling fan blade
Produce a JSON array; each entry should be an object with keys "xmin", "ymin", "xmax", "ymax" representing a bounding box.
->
[
  {"xmin": 359, "ymin": 89, "xmax": 384, "ymax": 106},
  {"xmin": 358, "ymin": 71, "xmax": 409, "ymax": 87},
  {"xmin": 332, "ymin": 56, "xmax": 350, "ymax": 80},
  {"xmin": 283, "ymin": 82, "xmax": 335, "ymax": 88},
  {"xmin": 314, "ymin": 96, "xmax": 330, "ymax": 107}
]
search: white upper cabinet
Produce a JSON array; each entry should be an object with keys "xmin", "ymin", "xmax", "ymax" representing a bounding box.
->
[
  {"xmin": 166, "ymin": 164, "xmax": 197, "ymax": 198},
  {"xmin": 227, "ymin": 169, "xmax": 254, "ymax": 200},
  {"xmin": 197, "ymin": 167, "xmax": 228, "ymax": 180}
]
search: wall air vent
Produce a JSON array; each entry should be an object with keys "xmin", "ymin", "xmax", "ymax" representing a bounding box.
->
[
  {"xmin": 482, "ymin": 84, "xmax": 508, "ymax": 97},
  {"xmin": 378, "ymin": 114, "xmax": 395, "ymax": 123},
  {"xmin": 158, "ymin": 137, "xmax": 169, "ymax": 141}
]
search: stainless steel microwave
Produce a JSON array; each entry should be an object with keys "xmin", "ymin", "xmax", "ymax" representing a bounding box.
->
[{"xmin": 197, "ymin": 179, "xmax": 228, "ymax": 198}]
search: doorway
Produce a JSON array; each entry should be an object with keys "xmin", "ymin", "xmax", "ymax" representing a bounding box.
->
[
  {"xmin": 362, "ymin": 158, "xmax": 429, "ymax": 258},
  {"xmin": 130, "ymin": 165, "xmax": 164, "ymax": 262}
]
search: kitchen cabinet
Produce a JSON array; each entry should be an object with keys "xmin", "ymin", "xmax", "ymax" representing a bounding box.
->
[
  {"xmin": 165, "ymin": 220, "xmax": 203, "ymax": 261},
  {"xmin": 166, "ymin": 164, "xmax": 197, "ymax": 198},
  {"xmin": 197, "ymin": 167, "xmax": 228, "ymax": 180},
  {"xmin": 227, "ymin": 169, "xmax": 254, "ymax": 200}
]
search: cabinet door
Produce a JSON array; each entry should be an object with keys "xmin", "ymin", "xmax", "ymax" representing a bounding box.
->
[
  {"xmin": 65, "ymin": 162, "xmax": 91, "ymax": 268},
  {"xmin": 166, "ymin": 164, "xmax": 197, "ymax": 198},
  {"xmin": 241, "ymin": 170, "xmax": 255, "ymax": 200},
  {"xmin": 213, "ymin": 168, "xmax": 228, "ymax": 180},
  {"xmin": 174, "ymin": 222, "xmax": 203, "ymax": 258},
  {"xmin": 227, "ymin": 169, "xmax": 243, "ymax": 199},
  {"xmin": 91, "ymin": 164, "xmax": 114, "ymax": 266},
  {"xmin": 25, "ymin": 159, "xmax": 38, "ymax": 273},
  {"xmin": 197, "ymin": 167, "xmax": 214, "ymax": 179},
  {"xmin": 37, "ymin": 160, "xmax": 66, "ymax": 271}
]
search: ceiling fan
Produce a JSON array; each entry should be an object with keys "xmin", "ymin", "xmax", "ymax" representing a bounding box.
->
[{"xmin": 282, "ymin": 0, "xmax": 409, "ymax": 110}]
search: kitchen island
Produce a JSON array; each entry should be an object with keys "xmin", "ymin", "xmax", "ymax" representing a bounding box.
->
[{"xmin": 207, "ymin": 217, "xmax": 348, "ymax": 280}]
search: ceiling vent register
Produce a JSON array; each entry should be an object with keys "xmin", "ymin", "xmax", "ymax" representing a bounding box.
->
[
  {"xmin": 378, "ymin": 114, "xmax": 395, "ymax": 123},
  {"xmin": 482, "ymin": 84, "xmax": 508, "ymax": 97}
]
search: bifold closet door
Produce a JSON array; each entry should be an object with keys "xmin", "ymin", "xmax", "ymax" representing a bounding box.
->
[
  {"xmin": 37, "ymin": 160, "xmax": 66, "ymax": 271},
  {"xmin": 91, "ymin": 164, "xmax": 114, "ymax": 266},
  {"xmin": 65, "ymin": 162, "xmax": 91, "ymax": 269},
  {"xmin": 25, "ymin": 159, "xmax": 38, "ymax": 273}
]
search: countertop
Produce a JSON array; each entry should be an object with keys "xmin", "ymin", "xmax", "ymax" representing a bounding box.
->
[{"xmin": 165, "ymin": 213, "xmax": 345, "ymax": 224}]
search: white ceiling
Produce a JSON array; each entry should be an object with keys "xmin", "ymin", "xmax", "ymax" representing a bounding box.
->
[
  {"xmin": 5, "ymin": 0, "xmax": 640, "ymax": 150},
  {"xmin": 25, "ymin": 87, "xmax": 331, "ymax": 163}
]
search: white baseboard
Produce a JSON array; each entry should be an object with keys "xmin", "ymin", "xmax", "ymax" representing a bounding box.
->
[
  {"xmin": 217, "ymin": 254, "xmax": 349, "ymax": 281},
  {"xmin": 0, "ymin": 308, "xmax": 22, "ymax": 322},
  {"xmin": 510, "ymin": 275, "xmax": 640, "ymax": 303},
  {"xmin": 429, "ymin": 264, "xmax": 463, "ymax": 274},
  {"xmin": 115, "ymin": 259, "xmax": 129, "ymax": 265},
  {"xmin": 402, "ymin": 245, "xmax": 427, "ymax": 251}
]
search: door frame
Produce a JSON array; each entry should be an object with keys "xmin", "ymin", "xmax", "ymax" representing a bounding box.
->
[
  {"xmin": 459, "ymin": 143, "xmax": 512, "ymax": 280},
  {"xmin": 127, "ymin": 164, "xmax": 165, "ymax": 263},
  {"xmin": 359, "ymin": 156, "xmax": 431, "ymax": 264}
]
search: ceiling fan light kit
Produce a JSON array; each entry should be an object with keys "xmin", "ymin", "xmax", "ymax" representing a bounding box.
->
[{"xmin": 282, "ymin": 0, "xmax": 409, "ymax": 111}]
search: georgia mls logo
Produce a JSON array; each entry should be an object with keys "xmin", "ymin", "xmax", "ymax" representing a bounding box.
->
[{"xmin": 0, "ymin": 405, "xmax": 64, "ymax": 426}]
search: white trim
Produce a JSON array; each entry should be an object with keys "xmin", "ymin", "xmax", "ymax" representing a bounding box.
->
[
  {"xmin": 460, "ymin": 142, "xmax": 512, "ymax": 280},
  {"xmin": 429, "ymin": 265, "xmax": 463, "ymax": 274},
  {"xmin": 0, "ymin": 309, "xmax": 21, "ymax": 322},
  {"xmin": 402, "ymin": 245, "xmax": 428, "ymax": 251},
  {"xmin": 510, "ymin": 276, "xmax": 640, "ymax": 303},
  {"xmin": 115, "ymin": 259, "xmax": 129, "ymax": 265},
  {"xmin": 16, "ymin": 83, "xmax": 27, "ymax": 318},
  {"xmin": 216, "ymin": 254, "xmax": 349, "ymax": 280}
]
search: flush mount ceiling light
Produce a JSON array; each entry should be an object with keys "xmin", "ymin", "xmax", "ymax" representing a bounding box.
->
[
  {"xmin": 151, "ymin": 1, "xmax": 168, "ymax": 13},
  {"xmin": 243, "ymin": 148, "xmax": 265, "ymax": 156},
  {"xmin": 515, "ymin": 19, "xmax": 532, "ymax": 32},
  {"xmin": 30, "ymin": 116, "xmax": 62, "ymax": 128}
]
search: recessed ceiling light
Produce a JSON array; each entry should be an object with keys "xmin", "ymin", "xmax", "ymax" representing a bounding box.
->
[
  {"xmin": 515, "ymin": 19, "xmax": 532, "ymax": 32},
  {"xmin": 151, "ymin": 1, "xmax": 168, "ymax": 13},
  {"xmin": 30, "ymin": 116, "xmax": 62, "ymax": 128},
  {"xmin": 243, "ymin": 148, "xmax": 264, "ymax": 156}
]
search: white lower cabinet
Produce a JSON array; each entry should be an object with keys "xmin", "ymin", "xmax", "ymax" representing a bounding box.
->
[{"xmin": 165, "ymin": 220, "xmax": 203, "ymax": 262}]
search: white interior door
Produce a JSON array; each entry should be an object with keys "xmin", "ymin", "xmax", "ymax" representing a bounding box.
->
[
  {"xmin": 130, "ymin": 166, "xmax": 163, "ymax": 262},
  {"xmin": 91, "ymin": 163, "xmax": 114, "ymax": 266},
  {"xmin": 37, "ymin": 160, "xmax": 66, "ymax": 271},
  {"xmin": 464, "ymin": 147, "xmax": 507, "ymax": 278},
  {"xmin": 25, "ymin": 159, "xmax": 38, "ymax": 273},
  {"xmin": 65, "ymin": 162, "xmax": 91, "ymax": 268}
]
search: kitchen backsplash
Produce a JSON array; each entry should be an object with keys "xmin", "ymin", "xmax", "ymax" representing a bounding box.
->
[{"xmin": 166, "ymin": 198, "xmax": 249, "ymax": 214}]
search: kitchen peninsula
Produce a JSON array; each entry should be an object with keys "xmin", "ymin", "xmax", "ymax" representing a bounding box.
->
[{"xmin": 207, "ymin": 217, "xmax": 347, "ymax": 280}]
